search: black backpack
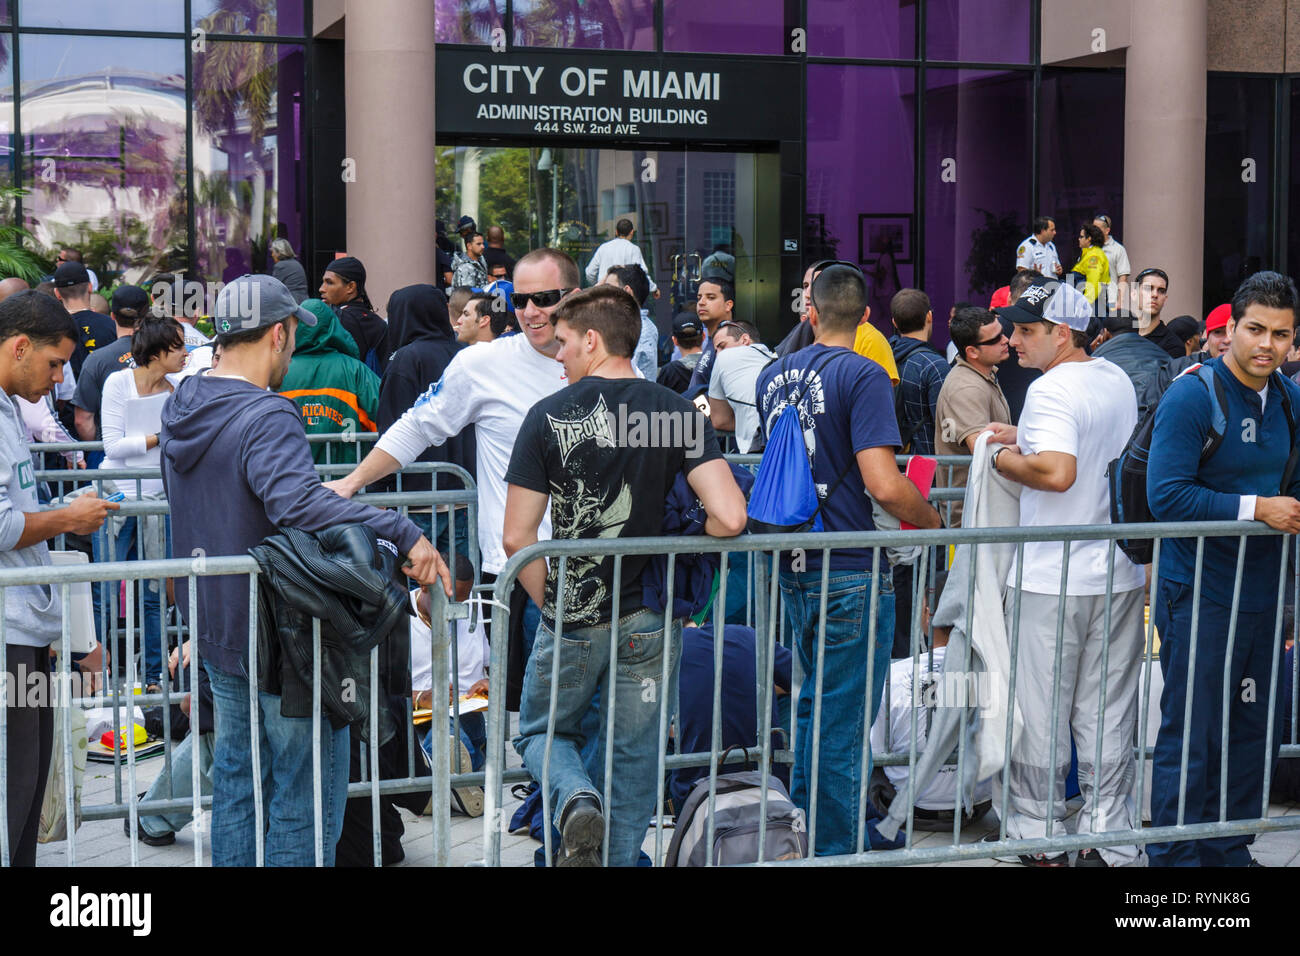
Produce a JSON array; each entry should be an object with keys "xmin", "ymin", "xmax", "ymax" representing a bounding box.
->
[
  {"xmin": 891, "ymin": 337, "xmax": 945, "ymax": 453},
  {"xmin": 1107, "ymin": 364, "xmax": 1297, "ymax": 565}
]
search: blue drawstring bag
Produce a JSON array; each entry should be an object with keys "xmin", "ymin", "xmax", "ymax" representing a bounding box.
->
[{"xmin": 746, "ymin": 350, "xmax": 853, "ymax": 534}]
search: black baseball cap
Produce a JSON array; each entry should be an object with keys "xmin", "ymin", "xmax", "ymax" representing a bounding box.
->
[
  {"xmin": 53, "ymin": 262, "xmax": 91, "ymax": 288},
  {"xmin": 997, "ymin": 275, "xmax": 1091, "ymax": 332},
  {"xmin": 110, "ymin": 284, "xmax": 150, "ymax": 320},
  {"xmin": 673, "ymin": 314, "xmax": 703, "ymax": 337}
]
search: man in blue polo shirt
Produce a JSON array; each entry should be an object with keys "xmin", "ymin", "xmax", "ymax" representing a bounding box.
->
[
  {"xmin": 1148, "ymin": 270, "xmax": 1300, "ymax": 866},
  {"xmin": 755, "ymin": 264, "xmax": 940, "ymax": 858}
]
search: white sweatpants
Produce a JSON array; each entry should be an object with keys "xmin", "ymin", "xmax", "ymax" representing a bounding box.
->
[{"xmin": 1000, "ymin": 587, "xmax": 1145, "ymax": 865}]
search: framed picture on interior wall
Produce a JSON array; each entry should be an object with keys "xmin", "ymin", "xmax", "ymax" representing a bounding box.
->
[
  {"xmin": 858, "ymin": 214, "xmax": 913, "ymax": 265},
  {"xmin": 644, "ymin": 202, "xmax": 670, "ymax": 236}
]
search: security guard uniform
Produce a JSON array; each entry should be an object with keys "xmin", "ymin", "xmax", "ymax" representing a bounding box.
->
[{"xmin": 1015, "ymin": 235, "xmax": 1061, "ymax": 275}]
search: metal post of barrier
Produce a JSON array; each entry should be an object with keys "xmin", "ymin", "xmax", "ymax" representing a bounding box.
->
[
  {"xmin": 428, "ymin": 586, "xmax": 452, "ymax": 867},
  {"xmin": 600, "ymin": 558, "xmax": 623, "ymax": 868},
  {"xmin": 189, "ymin": 575, "xmax": 203, "ymax": 867},
  {"xmin": 312, "ymin": 617, "xmax": 323, "ymax": 867},
  {"xmin": 861, "ymin": 546, "xmax": 896, "ymax": 856},
  {"xmin": 755, "ymin": 549, "xmax": 778, "ymax": 861},
  {"xmin": 953, "ymin": 539, "xmax": 978, "ymax": 846},
  {"xmin": 1044, "ymin": 540, "xmax": 1071, "ymax": 839},
  {"xmin": 1217, "ymin": 538, "xmax": 1248, "ymax": 824},
  {"xmin": 805, "ymin": 554, "xmax": 831, "ymax": 854},
  {"xmin": 1089, "ymin": 544, "xmax": 1117, "ymax": 838},
  {"xmin": 370, "ymin": 645, "xmax": 382, "ymax": 868},
  {"xmin": 539, "ymin": 556, "xmax": 567, "ymax": 867},
  {"xmin": 653, "ymin": 553, "xmax": 676, "ymax": 866},
  {"xmin": 1261, "ymin": 545, "xmax": 1291, "ymax": 815},
  {"xmin": 1134, "ymin": 538, "xmax": 1161, "ymax": 852},
  {"xmin": 125, "ymin": 578, "xmax": 139, "ymax": 868},
  {"xmin": 60, "ymin": 583, "xmax": 76, "ymax": 866},
  {"xmin": 998, "ymin": 542, "xmax": 1025, "ymax": 841},
  {"xmin": 482, "ymin": 581, "xmax": 510, "ymax": 867},
  {"xmin": 1176, "ymin": 538, "xmax": 1207, "ymax": 829},
  {"xmin": 704, "ymin": 550, "xmax": 730, "ymax": 867}
]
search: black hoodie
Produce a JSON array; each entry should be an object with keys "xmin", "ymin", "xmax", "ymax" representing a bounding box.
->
[
  {"xmin": 377, "ymin": 285, "xmax": 476, "ymax": 493},
  {"xmin": 161, "ymin": 373, "xmax": 422, "ymax": 676},
  {"xmin": 336, "ymin": 298, "xmax": 389, "ymax": 375}
]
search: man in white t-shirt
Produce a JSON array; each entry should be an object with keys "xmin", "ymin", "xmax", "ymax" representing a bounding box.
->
[
  {"xmin": 706, "ymin": 319, "xmax": 775, "ymax": 453},
  {"xmin": 584, "ymin": 219, "xmax": 659, "ymax": 298},
  {"xmin": 985, "ymin": 276, "xmax": 1145, "ymax": 868},
  {"xmin": 326, "ymin": 249, "xmax": 575, "ymax": 706}
]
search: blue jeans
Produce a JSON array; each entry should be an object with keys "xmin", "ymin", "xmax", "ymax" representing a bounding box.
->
[
  {"xmin": 422, "ymin": 712, "xmax": 487, "ymax": 773},
  {"xmin": 780, "ymin": 568, "xmax": 895, "ymax": 857},
  {"xmin": 205, "ymin": 661, "xmax": 351, "ymax": 866},
  {"xmin": 514, "ymin": 607, "xmax": 682, "ymax": 867},
  {"xmin": 139, "ymin": 732, "xmax": 215, "ymax": 838},
  {"xmin": 1150, "ymin": 578, "xmax": 1284, "ymax": 866},
  {"xmin": 93, "ymin": 517, "xmax": 171, "ymax": 686}
]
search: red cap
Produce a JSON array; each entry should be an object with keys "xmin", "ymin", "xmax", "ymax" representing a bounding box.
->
[
  {"xmin": 989, "ymin": 286, "xmax": 1010, "ymax": 309},
  {"xmin": 1205, "ymin": 303, "xmax": 1231, "ymax": 332}
]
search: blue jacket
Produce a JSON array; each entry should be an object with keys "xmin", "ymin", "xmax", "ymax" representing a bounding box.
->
[
  {"xmin": 161, "ymin": 374, "xmax": 422, "ymax": 676},
  {"xmin": 1148, "ymin": 358, "xmax": 1300, "ymax": 611}
]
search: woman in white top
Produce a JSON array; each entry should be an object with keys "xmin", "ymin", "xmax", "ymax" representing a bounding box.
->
[
  {"xmin": 100, "ymin": 317, "xmax": 186, "ymax": 495},
  {"xmin": 98, "ymin": 316, "xmax": 186, "ymax": 691}
]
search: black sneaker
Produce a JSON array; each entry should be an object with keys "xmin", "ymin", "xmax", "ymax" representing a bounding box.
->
[
  {"xmin": 557, "ymin": 795, "xmax": 604, "ymax": 867},
  {"xmin": 123, "ymin": 816, "xmax": 175, "ymax": 847},
  {"xmin": 1076, "ymin": 848, "xmax": 1109, "ymax": 867}
]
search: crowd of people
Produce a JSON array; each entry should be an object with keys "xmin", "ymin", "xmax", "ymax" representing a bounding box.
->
[{"xmin": 2, "ymin": 213, "xmax": 1298, "ymax": 871}]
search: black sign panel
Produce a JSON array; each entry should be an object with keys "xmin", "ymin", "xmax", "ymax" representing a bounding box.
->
[{"xmin": 436, "ymin": 49, "xmax": 800, "ymax": 144}]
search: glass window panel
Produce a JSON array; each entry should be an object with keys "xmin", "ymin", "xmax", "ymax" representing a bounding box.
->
[
  {"xmin": 20, "ymin": 35, "xmax": 187, "ymax": 283},
  {"xmin": 436, "ymin": 0, "xmax": 504, "ymax": 45},
  {"xmin": 18, "ymin": 0, "xmax": 183, "ymax": 32},
  {"xmin": 806, "ymin": 65, "xmax": 916, "ymax": 339},
  {"xmin": 1037, "ymin": 69, "xmax": 1125, "ymax": 291},
  {"xmin": 1206, "ymin": 75, "xmax": 1275, "ymax": 315},
  {"xmin": 192, "ymin": 42, "xmax": 306, "ymax": 285},
  {"xmin": 514, "ymin": 0, "xmax": 654, "ymax": 50},
  {"xmin": 926, "ymin": 0, "xmax": 1031, "ymax": 64},
  {"xmin": 924, "ymin": 68, "xmax": 1032, "ymax": 347},
  {"xmin": 664, "ymin": 0, "xmax": 786, "ymax": 55},
  {"xmin": 0, "ymin": 1, "xmax": 10, "ymax": 27},
  {"xmin": 808, "ymin": 0, "xmax": 915, "ymax": 59},
  {"xmin": 192, "ymin": 0, "xmax": 305, "ymax": 37}
]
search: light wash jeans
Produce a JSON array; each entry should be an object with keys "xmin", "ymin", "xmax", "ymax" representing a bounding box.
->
[
  {"xmin": 205, "ymin": 661, "xmax": 350, "ymax": 866},
  {"xmin": 514, "ymin": 606, "xmax": 681, "ymax": 867},
  {"xmin": 139, "ymin": 732, "xmax": 216, "ymax": 838},
  {"xmin": 780, "ymin": 568, "xmax": 895, "ymax": 857}
]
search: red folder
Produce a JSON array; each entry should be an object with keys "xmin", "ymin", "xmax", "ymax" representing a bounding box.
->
[{"xmin": 900, "ymin": 456, "xmax": 938, "ymax": 530}]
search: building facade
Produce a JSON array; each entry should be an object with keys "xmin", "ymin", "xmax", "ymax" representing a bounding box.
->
[{"xmin": 1, "ymin": 0, "xmax": 1296, "ymax": 344}]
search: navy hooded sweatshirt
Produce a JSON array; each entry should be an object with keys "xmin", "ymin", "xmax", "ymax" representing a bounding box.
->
[
  {"xmin": 376, "ymin": 285, "xmax": 476, "ymax": 493},
  {"xmin": 161, "ymin": 373, "xmax": 423, "ymax": 676}
]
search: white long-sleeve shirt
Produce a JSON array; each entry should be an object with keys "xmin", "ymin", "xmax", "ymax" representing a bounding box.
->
[
  {"xmin": 376, "ymin": 333, "xmax": 568, "ymax": 574},
  {"xmin": 584, "ymin": 236, "xmax": 658, "ymax": 294},
  {"xmin": 100, "ymin": 368, "xmax": 168, "ymax": 497},
  {"xmin": 17, "ymin": 396, "xmax": 82, "ymax": 466}
]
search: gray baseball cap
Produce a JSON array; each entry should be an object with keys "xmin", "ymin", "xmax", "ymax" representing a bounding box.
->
[{"xmin": 212, "ymin": 273, "xmax": 317, "ymax": 335}]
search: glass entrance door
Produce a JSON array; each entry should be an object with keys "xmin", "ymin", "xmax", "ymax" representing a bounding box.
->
[{"xmin": 436, "ymin": 142, "xmax": 781, "ymax": 339}]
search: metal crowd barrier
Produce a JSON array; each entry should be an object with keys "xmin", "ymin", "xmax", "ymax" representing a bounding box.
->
[
  {"xmin": 483, "ymin": 520, "xmax": 1300, "ymax": 867},
  {"xmin": 0, "ymin": 550, "xmax": 467, "ymax": 868}
]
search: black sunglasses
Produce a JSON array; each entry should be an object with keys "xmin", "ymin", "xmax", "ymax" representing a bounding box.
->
[
  {"xmin": 976, "ymin": 330, "xmax": 1007, "ymax": 347},
  {"xmin": 510, "ymin": 288, "xmax": 570, "ymax": 310}
]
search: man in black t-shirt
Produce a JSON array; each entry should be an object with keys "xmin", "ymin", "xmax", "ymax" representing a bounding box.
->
[
  {"xmin": 52, "ymin": 262, "xmax": 117, "ymax": 378},
  {"xmin": 503, "ymin": 285, "xmax": 747, "ymax": 867}
]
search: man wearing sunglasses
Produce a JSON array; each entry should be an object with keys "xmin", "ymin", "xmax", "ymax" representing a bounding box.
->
[{"xmin": 327, "ymin": 250, "xmax": 576, "ymax": 704}]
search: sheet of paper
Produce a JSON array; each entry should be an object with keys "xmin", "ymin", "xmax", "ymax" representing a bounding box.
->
[{"xmin": 123, "ymin": 393, "xmax": 169, "ymax": 467}]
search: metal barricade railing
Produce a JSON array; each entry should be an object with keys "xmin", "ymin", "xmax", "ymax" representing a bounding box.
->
[
  {"xmin": 483, "ymin": 520, "xmax": 1300, "ymax": 867},
  {"xmin": 0, "ymin": 552, "xmax": 471, "ymax": 868}
]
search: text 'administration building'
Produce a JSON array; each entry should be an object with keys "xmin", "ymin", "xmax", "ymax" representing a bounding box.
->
[{"xmin": 5, "ymin": 1, "xmax": 1298, "ymax": 345}]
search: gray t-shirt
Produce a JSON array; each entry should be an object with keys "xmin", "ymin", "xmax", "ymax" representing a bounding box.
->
[
  {"xmin": 72, "ymin": 336, "xmax": 133, "ymax": 436},
  {"xmin": 708, "ymin": 342, "xmax": 776, "ymax": 453}
]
